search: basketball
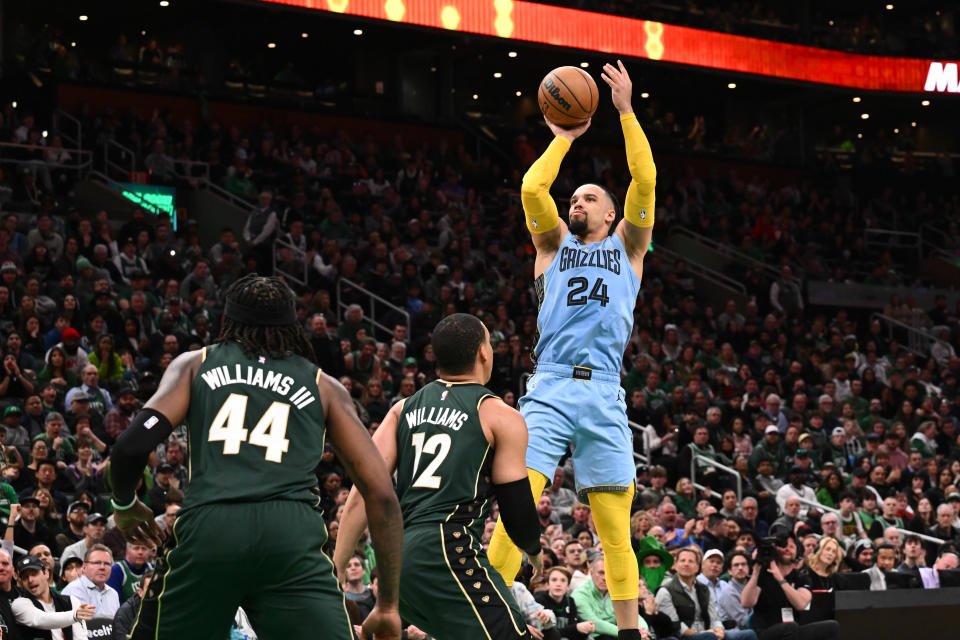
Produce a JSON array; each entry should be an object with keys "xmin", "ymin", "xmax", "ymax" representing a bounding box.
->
[{"xmin": 538, "ymin": 66, "xmax": 599, "ymax": 128}]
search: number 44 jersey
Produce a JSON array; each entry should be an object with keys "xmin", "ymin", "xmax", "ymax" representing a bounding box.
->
[
  {"xmin": 533, "ymin": 232, "xmax": 640, "ymax": 373},
  {"xmin": 395, "ymin": 381, "xmax": 498, "ymax": 532},
  {"xmin": 185, "ymin": 342, "xmax": 326, "ymax": 511}
]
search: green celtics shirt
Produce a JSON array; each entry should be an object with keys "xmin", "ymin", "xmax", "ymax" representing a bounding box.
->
[
  {"xmin": 184, "ymin": 342, "xmax": 326, "ymax": 511},
  {"xmin": 395, "ymin": 380, "xmax": 497, "ymax": 534}
]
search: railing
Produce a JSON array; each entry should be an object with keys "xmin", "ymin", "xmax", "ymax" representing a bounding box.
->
[
  {"xmin": 172, "ymin": 158, "xmax": 211, "ymax": 181},
  {"xmin": 336, "ymin": 277, "xmax": 411, "ymax": 344},
  {"xmin": 104, "ymin": 139, "xmax": 136, "ymax": 181},
  {"xmin": 791, "ymin": 494, "xmax": 945, "ymax": 546},
  {"xmin": 690, "ymin": 452, "xmax": 743, "ymax": 501},
  {"xmin": 196, "ymin": 177, "xmax": 255, "ymax": 210},
  {"xmin": 870, "ymin": 312, "xmax": 945, "ymax": 357},
  {"xmin": 272, "ymin": 237, "xmax": 310, "ymax": 287},
  {"xmin": 87, "ymin": 170, "xmax": 157, "ymax": 212},
  {"xmin": 655, "ymin": 245, "xmax": 747, "ymax": 296},
  {"xmin": 629, "ymin": 421, "xmax": 652, "ymax": 471},
  {"xmin": 864, "ymin": 228, "xmax": 922, "ymax": 265},
  {"xmin": 53, "ymin": 109, "xmax": 82, "ymax": 149},
  {"xmin": 0, "ymin": 141, "xmax": 94, "ymax": 182},
  {"xmin": 669, "ymin": 226, "xmax": 796, "ymax": 284}
]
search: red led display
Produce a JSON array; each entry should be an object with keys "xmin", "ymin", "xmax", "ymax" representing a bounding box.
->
[{"xmin": 258, "ymin": 0, "xmax": 959, "ymax": 94}]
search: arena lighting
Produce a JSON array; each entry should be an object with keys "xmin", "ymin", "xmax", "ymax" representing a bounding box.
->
[
  {"xmin": 71, "ymin": 41, "xmax": 76, "ymax": 47},
  {"xmin": 508, "ymin": 51, "xmax": 517, "ymax": 57},
  {"xmin": 301, "ymin": 32, "xmax": 309, "ymax": 38},
  {"xmin": 727, "ymin": 82, "xmax": 736, "ymax": 89},
  {"xmin": 894, "ymin": 128, "xmax": 899, "ymax": 133},
  {"xmin": 159, "ymin": 0, "xmax": 170, "ymax": 6},
  {"xmin": 857, "ymin": 133, "xmax": 863, "ymax": 138},
  {"xmin": 921, "ymin": 99, "xmax": 930, "ymax": 106},
  {"xmin": 640, "ymin": 92, "xmax": 649, "ymax": 98},
  {"xmin": 267, "ymin": 42, "xmax": 277, "ymax": 48},
  {"xmin": 852, "ymin": 96, "xmax": 861, "ymax": 102},
  {"xmin": 861, "ymin": 113, "xmax": 869, "ymax": 119},
  {"xmin": 885, "ymin": 4, "xmax": 894, "ymax": 10},
  {"xmin": 472, "ymin": 93, "xmax": 478, "ymax": 99},
  {"xmin": 42, "ymin": 130, "xmax": 48, "ymax": 138},
  {"xmin": 493, "ymin": 72, "xmax": 502, "ymax": 78},
  {"xmin": 353, "ymin": 28, "xmax": 363, "ymax": 35},
  {"xmin": 11, "ymin": 101, "xmax": 16, "ymax": 108},
  {"xmin": 911, "ymin": 121, "xmax": 917, "ymax": 126},
  {"xmin": 580, "ymin": 62, "xmax": 589, "ymax": 68},
  {"xmin": 515, "ymin": 90, "xmax": 521, "ymax": 96},
  {"xmin": 256, "ymin": 0, "xmax": 960, "ymax": 93},
  {"xmin": 78, "ymin": 15, "xmax": 88, "ymax": 21}
]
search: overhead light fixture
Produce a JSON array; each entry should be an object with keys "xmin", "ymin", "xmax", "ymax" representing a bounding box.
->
[
  {"xmin": 71, "ymin": 41, "xmax": 76, "ymax": 47},
  {"xmin": 861, "ymin": 113, "xmax": 870, "ymax": 119},
  {"xmin": 267, "ymin": 42, "xmax": 276, "ymax": 48},
  {"xmin": 159, "ymin": 0, "xmax": 169, "ymax": 5},
  {"xmin": 42, "ymin": 130, "xmax": 48, "ymax": 138},
  {"xmin": 353, "ymin": 29, "xmax": 363, "ymax": 35},
  {"xmin": 921, "ymin": 99, "xmax": 930, "ymax": 106},
  {"xmin": 493, "ymin": 72, "xmax": 502, "ymax": 78},
  {"xmin": 885, "ymin": 3, "xmax": 893, "ymax": 9},
  {"xmin": 828, "ymin": 20, "xmax": 834, "ymax": 26},
  {"xmin": 301, "ymin": 32, "xmax": 309, "ymax": 38},
  {"xmin": 911, "ymin": 121, "xmax": 917, "ymax": 127},
  {"xmin": 727, "ymin": 83, "xmax": 737, "ymax": 89},
  {"xmin": 893, "ymin": 128, "xmax": 899, "ymax": 133},
  {"xmin": 857, "ymin": 133, "xmax": 863, "ymax": 139},
  {"xmin": 79, "ymin": 14, "xmax": 88, "ymax": 21},
  {"xmin": 508, "ymin": 51, "xmax": 517, "ymax": 58},
  {"xmin": 430, "ymin": 66, "xmax": 437, "ymax": 72},
  {"xmin": 141, "ymin": 30, "xmax": 146, "ymax": 35},
  {"xmin": 580, "ymin": 62, "xmax": 589, "ymax": 68},
  {"xmin": 472, "ymin": 94, "xmax": 478, "ymax": 100},
  {"xmin": 852, "ymin": 96, "xmax": 861, "ymax": 103},
  {"xmin": 640, "ymin": 92, "xmax": 649, "ymax": 99},
  {"xmin": 11, "ymin": 101, "xmax": 16, "ymax": 108},
  {"xmin": 515, "ymin": 91, "xmax": 522, "ymax": 96}
]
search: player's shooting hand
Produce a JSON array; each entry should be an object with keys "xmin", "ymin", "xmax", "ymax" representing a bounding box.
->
[
  {"xmin": 360, "ymin": 605, "xmax": 401, "ymax": 640},
  {"xmin": 600, "ymin": 60, "xmax": 633, "ymax": 115},
  {"xmin": 545, "ymin": 117, "xmax": 591, "ymax": 142},
  {"xmin": 114, "ymin": 498, "xmax": 165, "ymax": 548}
]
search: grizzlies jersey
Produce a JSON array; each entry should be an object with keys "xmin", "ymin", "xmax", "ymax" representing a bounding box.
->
[
  {"xmin": 395, "ymin": 380, "xmax": 497, "ymax": 534},
  {"xmin": 533, "ymin": 232, "xmax": 640, "ymax": 373},
  {"xmin": 184, "ymin": 341, "xmax": 326, "ymax": 511}
]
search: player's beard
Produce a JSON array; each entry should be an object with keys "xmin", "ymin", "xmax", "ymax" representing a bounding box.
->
[{"xmin": 569, "ymin": 216, "xmax": 587, "ymax": 236}]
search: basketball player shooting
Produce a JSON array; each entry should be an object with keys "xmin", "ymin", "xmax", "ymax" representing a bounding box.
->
[{"xmin": 488, "ymin": 60, "xmax": 656, "ymax": 640}]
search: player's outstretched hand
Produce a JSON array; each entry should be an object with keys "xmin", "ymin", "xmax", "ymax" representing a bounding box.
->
[
  {"xmin": 361, "ymin": 605, "xmax": 401, "ymax": 640},
  {"xmin": 600, "ymin": 60, "xmax": 633, "ymax": 115},
  {"xmin": 115, "ymin": 498, "xmax": 165, "ymax": 548},
  {"xmin": 545, "ymin": 116, "xmax": 591, "ymax": 143},
  {"xmin": 527, "ymin": 551, "xmax": 544, "ymax": 581}
]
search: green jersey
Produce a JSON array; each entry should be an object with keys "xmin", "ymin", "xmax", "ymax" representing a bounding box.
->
[
  {"xmin": 184, "ymin": 342, "xmax": 325, "ymax": 512},
  {"xmin": 395, "ymin": 380, "xmax": 497, "ymax": 534}
]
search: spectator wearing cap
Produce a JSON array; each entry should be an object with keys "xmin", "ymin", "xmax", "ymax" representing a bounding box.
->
[
  {"xmin": 59, "ymin": 512, "xmax": 108, "ymax": 565},
  {"xmin": 103, "ymin": 385, "xmax": 139, "ymax": 445},
  {"xmin": 11, "ymin": 497, "xmax": 57, "ymax": 552},
  {"xmin": 147, "ymin": 462, "xmax": 179, "ymax": 516},
  {"xmin": 749, "ymin": 425, "xmax": 787, "ymax": 476},
  {"xmin": 46, "ymin": 327, "xmax": 89, "ymax": 376},
  {"xmin": 64, "ymin": 365, "xmax": 113, "ymax": 416},
  {"xmin": 11, "ymin": 553, "xmax": 92, "ymax": 639},
  {"xmin": 61, "ymin": 544, "xmax": 121, "ymax": 618},
  {"xmin": 696, "ymin": 548, "xmax": 728, "ymax": 605},
  {"xmin": 112, "ymin": 237, "xmax": 150, "ymax": 286},
  {"xmin": 3, "ymin": 404, "xmax": 30, "ymax": 446},
  {"xmin": 56, "ymin": 501, "xmax": 90, "ymax": 554}
]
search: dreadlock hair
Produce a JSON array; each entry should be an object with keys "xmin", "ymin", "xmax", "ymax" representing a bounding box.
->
[{"xmin": 217, "ymin": 274, "xmax": 314, "ymax": 361}]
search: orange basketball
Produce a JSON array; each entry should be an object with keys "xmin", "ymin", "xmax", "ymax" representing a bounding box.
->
[{"xmin": 538, "ymin": 66, "xmax": 599, "ymax": 128}]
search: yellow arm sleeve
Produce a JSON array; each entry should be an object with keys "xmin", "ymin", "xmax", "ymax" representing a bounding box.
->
[
  {"xmin": 620, "ymin": 113, "xmax": 656, "ymax": 228},
  {"xmin": 520, "ymin": 136, "xmax": 570, "ymax": 234}
]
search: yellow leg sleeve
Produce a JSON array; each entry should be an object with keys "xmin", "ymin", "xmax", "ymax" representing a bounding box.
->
[
  {"xmin": 488, "ymin": 468, "xmax": 549, "ymax": 586},
  {"xmin": 588, "ymin": 485, "xmax": 639, "ymax": 601}
]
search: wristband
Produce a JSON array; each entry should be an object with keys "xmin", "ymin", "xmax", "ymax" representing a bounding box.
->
[
  {"xmin": 111, "ymin": 496, "xmax": 138, "ymax": 511},
  {"xmin": 778, "ymin": 579, "xmax": 787, "ymax": 585}
]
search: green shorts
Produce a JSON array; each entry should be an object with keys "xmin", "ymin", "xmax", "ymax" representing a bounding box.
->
[
  {"xmin": 130, "ymin": 500, "xmax": 352, "ymax": 640},
  {"xmin": 400, "ymin": 522, "xmax": 528, "ymax": 640}
]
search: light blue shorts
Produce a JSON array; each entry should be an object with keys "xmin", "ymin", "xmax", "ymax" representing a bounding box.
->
[{"xmin": 520, "ymin": 362, "xmax": 634, "ymax": 499}]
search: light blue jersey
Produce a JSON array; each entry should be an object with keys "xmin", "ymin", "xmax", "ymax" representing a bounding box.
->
[{"xmin": 533, "ymin": 232, "xmax": 640, "ymax": 375}]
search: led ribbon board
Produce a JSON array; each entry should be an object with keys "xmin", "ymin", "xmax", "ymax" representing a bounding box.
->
[
  {"xmin": 259, "ymin": 0, "xmax": 959, "ymax": 94},
  {"xmin": 115, "ymin": 182, "xmax": 178, "ymax": 230}
]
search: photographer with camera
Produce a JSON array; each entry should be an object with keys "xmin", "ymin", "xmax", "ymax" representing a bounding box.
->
[{"xmin": 740, "ymin": 534, "xmax": 839, "ymax": 640}]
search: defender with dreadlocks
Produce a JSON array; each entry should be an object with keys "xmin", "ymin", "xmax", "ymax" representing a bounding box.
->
[{"xmin": 109, "ymin": 275, "xmax": 404, "ymax": 640}]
